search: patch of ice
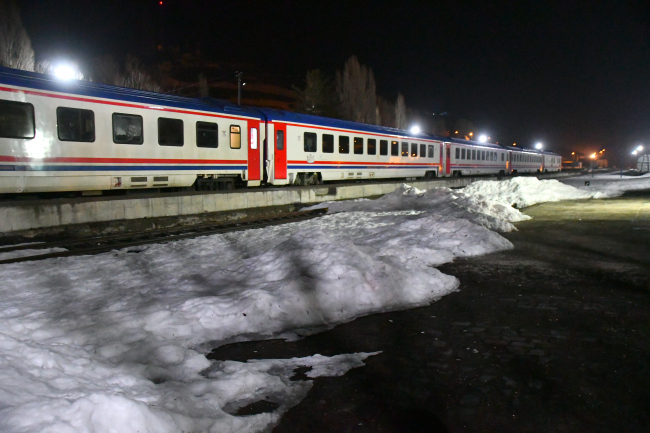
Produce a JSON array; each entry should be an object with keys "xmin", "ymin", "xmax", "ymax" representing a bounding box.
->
[{"xmin": 0, "ymin": 247, "xmax": 67, "ymax": 261}]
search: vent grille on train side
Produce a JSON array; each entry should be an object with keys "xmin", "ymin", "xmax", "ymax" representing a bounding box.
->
[{"xmin": 131, "ymin": 177, "xmax": 147, "ymax": 182}]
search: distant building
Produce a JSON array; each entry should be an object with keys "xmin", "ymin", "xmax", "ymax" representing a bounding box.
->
[
  {"xmin": 562, "ymin": 160, "xmax": 582, "ymax": 169},
  {"xmin": 594, "ymin": 159, "xmax": 608, "ymax": 168}
]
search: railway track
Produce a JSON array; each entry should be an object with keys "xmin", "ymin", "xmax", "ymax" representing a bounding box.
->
[{"xmin": 0, "ymin": 208, "xmax": 328, "ymax": 265}]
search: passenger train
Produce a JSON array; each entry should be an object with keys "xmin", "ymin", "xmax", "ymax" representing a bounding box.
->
[{"xmin": 0, "ymin": 67, "xmax": 561, "ymax": 194}]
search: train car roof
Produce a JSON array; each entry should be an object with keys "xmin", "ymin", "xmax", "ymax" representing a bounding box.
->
[
  {"xmin": 256, "ymin": 107, "xmax": 444, "ymax": 141},
  {"xmin": 0, "ymin": 67, "xmax": 262, "ymax": 118},
  {"xmin": 448, "ymin": 137, "xmax": 504, "ymax": 150},
  {"xmin": 501, "ymin": 145, "xmax": 540, "ymax": 152}
]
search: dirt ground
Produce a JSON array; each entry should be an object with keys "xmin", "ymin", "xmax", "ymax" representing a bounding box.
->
[{"xmin": 209, "ymin": 191, "xmax": 650, "ymax": 433}]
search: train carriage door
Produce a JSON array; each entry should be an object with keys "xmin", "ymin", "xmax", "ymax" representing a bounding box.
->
[
  {"xmin": 247, "ymin": 119, "xmax": 261, "ymax": 184},
  {"xmin": 274, "ymin": 123, "xmax": 287, "ymax": 180},
  {"xmin": 445, "ymin": 143, "xmax": 451, "ymax": 175}
]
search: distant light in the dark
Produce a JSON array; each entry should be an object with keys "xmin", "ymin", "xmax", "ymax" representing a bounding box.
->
[
  {"xmin": 478, "ymin": 134, "xmax": 487, "ymax": 143},
  {"xmin": 410, "ymin": 125, "xmax": 421, "ymax": 134},
  {"xmin": 535, "ymin": 142, "xmax": 543, "ymax": 150}
]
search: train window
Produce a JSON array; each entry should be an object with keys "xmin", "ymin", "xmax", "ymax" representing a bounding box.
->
[
  {"xmin": 380, "ymin": 140, "xmax": 388, "ymax": 155},
  {"xmin": 354, "ymin": 137, "xmax": 364, "ymax": 154},
  {"xmin": 157, "ymin": 117, "xmax": 184, "ymax": 146},
  {"xmin": 368, "ymin": 139, "xmax": 377, "ymax": 155},
  {"xmin": 230, "ymin": 125, "xmax": 241, "ymax": 149},
  {"xmin": 276, "ymin": 130, "xmax": 284, "ymax": 150},
  {"xmin": 455, "ymin": 147, "xmax": 460, "ymax": 159},
  {"xmin": 501, "ymin": 153, "xmax": 504, "ymax": 161},
  {"xmin": 57, "ymin": 107, "xmax": 95, "ymax": 142},
  {"xmin": 339, "ymin": 136, "xmax": 350, "ymax": 153},
  {"xmin": 304, "ymin": 132, "xmax": 317, "ymax": 152},
  {"xmin": 196, "ymin": 121, "xmax": 218, "ymax": 148},
  {"xmin": 391, "ymin": 141, "xmax": 399, "ymax": 156},
  {"xmin": 401, "ymin": 142, "xmax": 409, "ymax": 157},
  {"xmin": 113, "ymin": 114, "xmax": 143, "ymax": 145},
  {"xmin": 0, "ymin": 100, "xmax": 35, "ymax": 139},
  {"xmin": 461, "ymin": 148, "xmax": 465, "ymax": 159},
  {"xmin": 472, "ymin": 149, "xmax": 476, "ymax": 160},
  {"xmin": 411, "ymin": 143, "xmax": 417, "ymax": 157},
  {"xmin": 421, "ymin": 144, "xmax": 427, "ymax": 158},
  {"xmin": 322, "ymin": 134, "xmax": 334, "ymax": 153},
  {"xmin": 482, "ymin": 151, "xmax": 486, "ymax": 160},
  {"xmin": 428, "ymin": 145, "xmax": 434, "ymax": 158}
]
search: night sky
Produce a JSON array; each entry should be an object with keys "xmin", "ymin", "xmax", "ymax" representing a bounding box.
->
[{"xmin": 17, "ymin": 0, "xmax": 650, "ymax": 165}]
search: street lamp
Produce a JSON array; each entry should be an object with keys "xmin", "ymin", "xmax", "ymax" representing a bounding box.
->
[
  {"xmin": 478, "ymin": 134, "xmax": 487, "ymax": 143},
  {"xmin": 410, "ymin": 125, "xmax": 421, "ymax": 134},
  {"xmin": 535, "ymin": 142, "xmax": 543, "ymax": 150}
]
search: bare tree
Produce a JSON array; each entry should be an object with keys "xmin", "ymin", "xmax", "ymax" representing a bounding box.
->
[
  {"xmin": 293, "ymin": 69, "xmax": 337, "ymax": 117},
  {"xmin": 0, "ymin": 0, "xmax": 35, "ymax": 71},
  {"xmin": 336, "ymin": 56, "xmax": 377, "ymax": 124},
  {"xmin": 377, "ymin": 96, "xmax": 395, "ymax": 128},
  {"xmin": 89, "ymin": 55, "xmax": 161, "ymax": 92},
  {"xmin": 395, "ymin": 93, "xmax": 407, "ymax": 130},
  {"xmin": 89, "ymin": 55, "xmax": 122, "ymax": 85},
  {"xmin": 119, "ymin": 55, "xmax": 160, "ymax": 92},
  {"xmin": 198, "ymin": 73, "xmax": 209, "ymax": 98}
]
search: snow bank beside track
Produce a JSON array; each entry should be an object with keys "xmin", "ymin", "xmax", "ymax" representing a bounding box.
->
[{"xmin": 0, "ymin": 176, "xmax": 613, "ymax": 433}]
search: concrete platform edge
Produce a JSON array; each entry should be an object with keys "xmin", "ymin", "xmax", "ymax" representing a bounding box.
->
[{"xmin": 0, "ymin": 175, "xmax": 567, "ymax": 233}]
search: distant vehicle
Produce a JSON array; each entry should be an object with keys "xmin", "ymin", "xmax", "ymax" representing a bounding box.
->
[
  {"xmin": 0, "ymin": 67, "xmax": 561, "ymax": 194},
  {"xmin": 638, "ymin": 155, "xmax": 650, "ymax": 173}
]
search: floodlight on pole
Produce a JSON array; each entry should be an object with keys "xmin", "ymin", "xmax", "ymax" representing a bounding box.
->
[
  {"xmin": 535, "ymin": 142, "xmax": 543, "ymax": 150},
  {"xmin": 478, "ymin": 134, "xmax": 487, "ymax": 143},
  {"xmin": 410, "ymin": 125, "xmax": 421, "ymax": 134}
]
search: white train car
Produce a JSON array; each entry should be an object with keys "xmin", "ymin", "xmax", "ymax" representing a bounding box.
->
[
  {"xmin": 0, "ymin": 67, "xmax": 264, "ymax": 193},
  {"xmin": 541, "ymin": 151, "xmax": 562, "ymax": 172},
  {"xmin": 258, "ymin": 109, "xmax": 444, "ymax": 185},
  {"xmin": 447, "ymin": 138, "xmax": 508, "ymax": 176},
  {"xmin": 503, "ymin": 146, "xmax": 543, "ymax": 174},
  {"xmin": 638, "ymin": 155, "xmax": 650, "ymax": 173},
  {"xmin": 1, "ymin": 66, "xmax": 566, "ymax": 195}
]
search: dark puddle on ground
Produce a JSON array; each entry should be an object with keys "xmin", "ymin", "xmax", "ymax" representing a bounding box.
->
[
  {"xmin": 206, "ymin": 332, "xmax": 368, "ymax": 363},
  {"xmin": 621, "ymin": 188, "xmax": 650, "ymax": 197},
  {"xmin": 230, "ymin": 400, "xmax": 280, "ymax": 416}
]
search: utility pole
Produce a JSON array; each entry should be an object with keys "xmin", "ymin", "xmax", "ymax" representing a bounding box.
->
[{"xmin": 235, "ymin": 71, "xmax": 243, "ymax": 105}]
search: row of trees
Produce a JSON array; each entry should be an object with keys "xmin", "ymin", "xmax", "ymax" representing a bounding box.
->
[
  {"xmin": 2, "ymin": 0, "xmax": 468, "ymax": 134},
  {"xmin": 293, "ymin": 56, "xmax": 409, "ymax": 130},
  {"xmin": 0, "ymin": 0, "xmax": 160, "ymax": 91}
]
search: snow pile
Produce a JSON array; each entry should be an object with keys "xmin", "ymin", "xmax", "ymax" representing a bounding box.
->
[
  {"xmin": 462, "ymin": 176, "xmax": 595, "ymax": 209},
  {"xmin": 560, "ymin": 172, "xmax": 650, "ymax": 197},
  {"xmin": 311, "ymin": 178, "xmax": 593, "ymax": 231},
  {"xmin": 0, "ymin": 185, "xmax": 523, "ymax": 432}
]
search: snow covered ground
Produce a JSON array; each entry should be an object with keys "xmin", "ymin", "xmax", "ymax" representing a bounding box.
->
[
  {"xmin": 0, "ymin": 175, "xmax": 646, "ymax": 432},
  {"xmin": 560, "ymin": 171, "xmax": 650, "ymax": 197}
]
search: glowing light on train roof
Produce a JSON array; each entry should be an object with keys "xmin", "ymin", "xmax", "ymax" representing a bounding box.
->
[{"xmin": 53, "ymin": 64, "xmax": 77, "ymax": 81}]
